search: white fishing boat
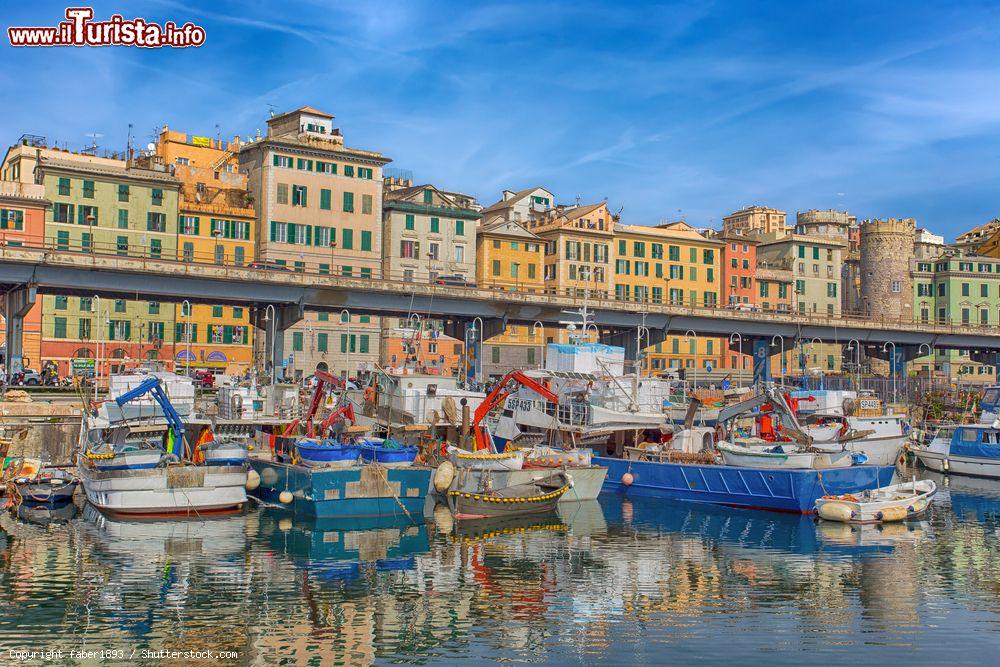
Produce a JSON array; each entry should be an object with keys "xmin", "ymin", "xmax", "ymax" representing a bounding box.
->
[
  {"xmin": 912, "ymin": 386, "xmax": 1000, "ymax": 478},
  {"xmin": 816, "ymin": 479, "xmax": 937, "ymax": 523},
  {"xmin": 793, "ymin": 391, "xmax": 908, "ymax": 466},
  {"xmin": 448, "ymin": 446, "xmax": 525, "ymax": 471},
  {"xmin": 718, "ymin": 442, "xmax": 853, "ymax": 469},
  {"xmin": 78, "ymin": 459, "xmax": 249, "ymax": 516},
  {"xmin": 79, "ymin": 375, "xmax": 249, "ymax": 517}
]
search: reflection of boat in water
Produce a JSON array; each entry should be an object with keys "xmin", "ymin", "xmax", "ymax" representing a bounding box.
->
[
  {"xmin": 260, "ymin": 510, "xmax": 429, "ymax": 580},
  {"xmin": 815, "ymin": 519, "xmax": 932, "ymax": 547},
  {"xmin": 15, "ymin": 500, "xmax": 78, "ymax": 525},
  {"xmin": 448, "ymin": 512, "xmax": 568, "ymax": 542},
  {"xmin": 81, "ymin": 503, "xmax": 249, "ymax": 560},
  {"xmin": 598, "ymin": 494, "xmax": 896, "ymax": 557},
  {"xmin": 921, "ymin": 470, "xmax": 1000, "ymax": 524}
]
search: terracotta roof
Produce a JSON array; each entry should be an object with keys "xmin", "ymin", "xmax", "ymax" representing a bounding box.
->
[{"xmin": 478, "ymin": 218, "xmax": 540, "ymax": 239}]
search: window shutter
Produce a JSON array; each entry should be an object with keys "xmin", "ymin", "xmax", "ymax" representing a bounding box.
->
[
  {"xmin": 301, "ymin": 187, "xmax": 308, "ymax": 207},
  {"xmin": 270, "ymin": 221, "xmax": 277, "ymax": 242},
  {"xmin": 224, "ymin": 219, "xmax": 232, "ymax": 238},
  {"xmin": 306, "ymin": 225, "xmax": 312, "ymax": 245},
  {"xmin": 224, "ymin": 326, "xmax": 233, "ymax": 344},
  {"xmin": 287, "ymin": 223, "xmax": 296, "ymax": 243},
  {"xmin": 194, "ymin": 217, "xmax": 200, "ymax": 235},
  {"xmin": 272, "ymin": 154, "xmax": 279, "ymax": 167}
]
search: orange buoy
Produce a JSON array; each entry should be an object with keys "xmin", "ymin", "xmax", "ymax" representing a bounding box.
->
[{"xmin": 622, "ymin": 472, "xmax": 634, "ymax": 486}]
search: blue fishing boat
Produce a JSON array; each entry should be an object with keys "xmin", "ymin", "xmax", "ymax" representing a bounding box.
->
[
  {"xmin": 249, "ymin": 457, "xmax": 432, "ymax": 518},
  {"xmin": 913, "ymin": 385, "xmax": 1000, "ymax": 479},
  {"xmin": 358, "ymin": 438, "xmax": 418, "ymax": 466},
  {"xmin": 596, "ymin": 456, "xmax": 895, "ymax": 513},
  {"xmin": 295, "ymin": 439, "xmax": 361, "ymax": 468}
]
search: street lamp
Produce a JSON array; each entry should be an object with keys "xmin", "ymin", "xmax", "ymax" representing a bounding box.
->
[
  {"xmin": 181, "ymin": 299, "xmax": 192, "ymax": 379},
  {"xmin": 340, "ymin": 309, "xmax": 351, "ymax": 380},
  {"xmin": 729, "ymin": 332, "xmax": 743, "ymax": 388},
  {"xmin": 328, "ymin": 239, "xmax": 337, "ymax": 277},
  {"xmin": 93, "ymin": 294, "xmax": 101, "ymax": 402},
  {"xmin": 918, "ymin": 342, "xmax": 933, "ymax": 383},
  {"xmin": 636, "ymin": 319, "xmax": 650, "ymax": 377},
  {"xmin": 263, "ymin": 304, "xmax": 276, "ymax": 385},
  {"xmin": 532, "ymin": 321, "xmax": 545, "ymax": 368},
  {"xmin": 684, "ymin": 330, "xmax": 697, "ymax": 389},
  {"xmin": 469, "ymin": 316, "xmax": 484, "ymax": 387},
  {"xmin": 771, "ymin": 335, "xmax": 784, "ymax": 385},
  {"xmin": 846, "ymin": 338, "xmax": 862, "ymax": 390},
  {"xmin": 883, "ymin": 341, "xmax": 897, "ymax": 405}
]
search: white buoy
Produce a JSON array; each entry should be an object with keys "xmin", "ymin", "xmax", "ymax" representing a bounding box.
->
[
  {"xmin": 279, "ymin": 490, "xmax": 293, "ymax": 504},
  {"xmin": 278, "ymin": 517, "xmax": 293, "ymax": 531},
  {"xmin": 245, "ymin": 469, "xmax": 261, "ymax": 491}
]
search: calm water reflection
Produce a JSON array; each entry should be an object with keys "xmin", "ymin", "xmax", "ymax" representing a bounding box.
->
[{"xmin": 0, "ymin": 474, "xmax": 999, "ymax": 665}]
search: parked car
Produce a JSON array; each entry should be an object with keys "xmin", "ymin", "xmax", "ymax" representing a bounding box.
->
[
  {"xmin": 433, "ymin": 275, "xmax": 475, "ymax": 288},
  {"xmin": 15, "ymin": 369, "xmax": 41, "ymax": 386},
  {"xmin": 247, "ymin": 261, "xmax": 291, "ymax": 271},
  {"xmin": 726, "ymin": 302, "xmax": 760, "ymax": 312},
  {"xmin": 191, "ymin": 369, "xmax": 215, "ymax": 388}
]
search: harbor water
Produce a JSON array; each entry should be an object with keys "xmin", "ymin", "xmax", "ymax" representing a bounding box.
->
[{"xmin": 1, "ymin": 470, "xmax": 999, "ymax": 665}]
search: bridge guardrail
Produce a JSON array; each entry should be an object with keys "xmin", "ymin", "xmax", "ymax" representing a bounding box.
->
[{"xmin": 0, "ymin": 241, "xmax": 997, "ymax": 337}]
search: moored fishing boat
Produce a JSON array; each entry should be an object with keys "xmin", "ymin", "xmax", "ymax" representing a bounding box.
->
[
  {"xmin": 446, "ymin": 471, "xmax": 572, "ymax": 520},
  {"xmin": 912, "ymin": 386, "xmax": 1000, "ymax": 478},
  {"xmin": 599, "ymin": 455, "xmax": 896, "ymax": 513},
  {"xmin": 816, "ymin": 479, "xmax": 937, "ymax": 523},
  {"xmin": 79, "ymin": 376, "xmax": 249, "ymax": 517}
]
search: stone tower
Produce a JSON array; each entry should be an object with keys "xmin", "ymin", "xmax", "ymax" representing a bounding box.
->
[{"xmin": 859, "ymin": 218, "xmax": 916, "ymax": 321}]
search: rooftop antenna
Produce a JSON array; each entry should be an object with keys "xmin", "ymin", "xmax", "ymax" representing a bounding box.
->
[
  {"xmin": 267, "ymin": 104, "xmax": 276, "ymax": 118},
  {"xmin": 215, "ymin": 123, "xmax": 221, "ymax": 141},
  {"xmin": 575, "ymin": 195, "xmax": 581, "ymax": 207},
  {"xmin": 82, "ymin": 132, "xmax": 103, "ymax": 154},
  {"xmin": 126, "ymin": 123, "xmax": 133, "ymax": 156}
]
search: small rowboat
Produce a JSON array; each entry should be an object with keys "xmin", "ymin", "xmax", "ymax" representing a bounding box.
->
[
  {"xmin": 522, "ymin": 446, "xmax": 593, "ymax": 469},
  {"xmin": 816, "ymin": 479, "xmax": 937, "ymax": 524},
  {"xmin": 447, "ymin": 471, "xmax": 571, "ymax": 520},
  {"xmin": 449, "ymin": 447, "xmax": 524, "ymax": 471},
  {"xmin": 295, "ymin": 440, "xmax": 361, "ymax": 468},
  {"xmin": 13, "ymin": 467, "xmax": 79, "ymax": 505}
]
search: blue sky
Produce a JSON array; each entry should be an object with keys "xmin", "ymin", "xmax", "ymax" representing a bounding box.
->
[{"xmin": 2, "ymin": 1, "xmax": 999, "ymax": 239}]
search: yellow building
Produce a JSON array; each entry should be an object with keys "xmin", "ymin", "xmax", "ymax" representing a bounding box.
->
[
  {"xmin": 529, "ymin": 202, "xmax": 614, "ymax": 299},
  {"xmin": 476, "ymin": 218, "xmax": 549, "ymax": 374},
  {"xmin": 613, "ymin": 222, "xmax": 724, "ymax": 376},
  {"xmin": 155, "ymin": 128, "xmax": 255, "ymax": 375}
]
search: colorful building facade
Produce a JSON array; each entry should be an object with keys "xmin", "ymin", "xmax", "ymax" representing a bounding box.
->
[
  {"xmin": 239, "ymin": 107, "xmax": 391, "ymax": 379},
  {"xmin": 613, "ymin": 222, "xmax": 723, "ymax": 375},
  {"xmin": 155, "ymin": 127, "xmax": 255, "ymax": 374},
  {"xmin": 0, "ymin": 178, "xmax": 49, "ymax": 368},
  {"xmin": 1, "ymin": 141, "xmax": 181, "ymax": 375}
]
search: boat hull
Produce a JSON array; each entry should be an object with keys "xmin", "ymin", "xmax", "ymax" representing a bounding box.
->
[
  {"xmin": 596, "ymin": 456, "xmax": 896, "ymax": 513},
  {"xmin": 249, "ymin": 458, "xmax": 432, "ymax": 518},
  {"xmin": 17, "ymin": 480, "xmax": 78, "ymax": 505},
  {"xmin": 813, "ymin": 435, "xmax": 906, "ymax": 467},
  {"xmin": 448, "ymin": 466, "xmax": 607, "ymax": 503},
  {"xmin": 914, "ymin": 448, "xmax": 1000, "ymax": 479},
  {"xmin": 78, "ymin": 463, "xmax": 248, "ymax": 516}
]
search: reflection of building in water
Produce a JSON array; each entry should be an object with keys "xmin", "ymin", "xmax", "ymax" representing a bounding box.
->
[{"xmin": 858, "ymin": 546, "xmax": 920, "ymax": 629}]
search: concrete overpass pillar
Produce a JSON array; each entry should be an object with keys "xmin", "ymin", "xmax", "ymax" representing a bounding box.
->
[
  {"xmin": 443, "ymin": 317, "xmax": 506, "ymax": 385},
  {"xmin": 2, "ymin": 284, "xmax": 36, "ymax": 379},
  {"xmin": 252, "ymin": 303, "xmax": 304, "ymax": 382}
]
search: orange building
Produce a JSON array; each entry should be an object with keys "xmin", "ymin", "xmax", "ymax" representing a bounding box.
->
[
  {"xmin": 382, "ymin": 327, "xmax": 463, "ymax": 376},
  {"xmin": 0, "ymin": 180, "xmax": 50, "ymax": 370}
]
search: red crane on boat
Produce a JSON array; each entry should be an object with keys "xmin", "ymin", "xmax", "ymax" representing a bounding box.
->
[
  {"xmin": 472, "ymin": 370, "xmax": 559, "ymax": 451},
  {"xmin": 282, "ymin": 370, "xmax": 348, "ymax": 438}
]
